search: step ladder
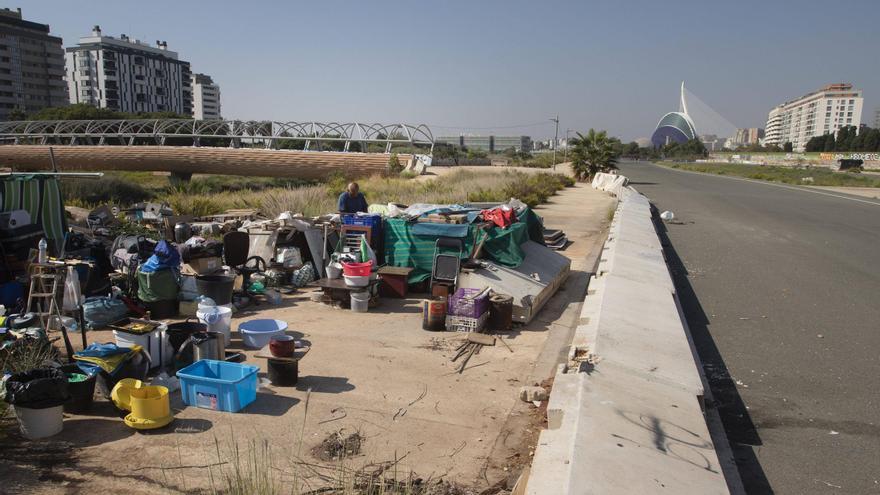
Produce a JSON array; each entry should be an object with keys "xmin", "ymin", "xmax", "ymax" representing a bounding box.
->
[{"xmin": 26, "ymin": 265, "xmax": 76, "ymax": 359}]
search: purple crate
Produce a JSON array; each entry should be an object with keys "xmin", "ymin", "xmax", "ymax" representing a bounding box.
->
[{"xmin": 447, "ymin": 288, "xmax": 490, "ymax": 318}]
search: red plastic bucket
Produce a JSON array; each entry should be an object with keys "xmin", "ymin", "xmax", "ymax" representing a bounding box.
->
[{"xmin": 342, "ymin": 261, "xmax": 372, "ymax": 277}]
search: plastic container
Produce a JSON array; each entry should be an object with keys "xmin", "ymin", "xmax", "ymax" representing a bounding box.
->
[
  {"xmin": 113, "ymin": 323, "xmax": 171, "ymax": 369},
  {"xmin": 177, "ymin": 360, "xmax": 259, "ymax": 413},
  {"xmin": 326, "ymin": 263, "xmax": 342, "ymax": 279},
  {"xmin": 14, "ymin": 405, "xmax": 63, "ymax": 439},
  {"xmin": 267, "ymin": 359, "xmax": 298, "ymax": 386},
  {"xmin": 61, "ymin": 363, "xmax": 96, "ymax": 414},
  {"xmin": 195, "ymin": 275, "xmax": 235, "ymax": 306},
  {"xmin": 343, "ymin": 274, "xmax": 369, "ymax": 287},
  {"xmin": 342, "ymin": 261, "xmax": 372, "ymax": 277},
  {"xmin": 422, "ymin": 298, "xmax": 447, "ymax": 331},
  {"xmin": 350, "ymin": 291, "xmax": 369, "ymax": 312},
  {"xmin": 447, "ymin": 288, "xmax": 490, "ymax": 318},
  {"xmin": 125, "ymin": 385, "xmax": 173, "ymax": 429},
  {"xmin": 239, "ymin": 319, "xmax": 288, "ymax": 349},
  {"xmin": 196, "ymin": 305, "xmax": 233, "ymax": 346}
]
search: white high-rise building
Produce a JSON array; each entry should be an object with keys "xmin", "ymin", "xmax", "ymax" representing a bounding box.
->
[
  {"xmin": 191, "ymin": 73, "xmax": 221, "ymax": 120},
  {"xmin": 764, "ymin": 83, "xmax": 863, "ymax": 151},
  {"xmin": 65, "ymin": 26, "xmax": 192, "ymax": 115}
]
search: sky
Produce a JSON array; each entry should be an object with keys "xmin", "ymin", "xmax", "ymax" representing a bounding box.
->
[{"xmin": 20, "ymin": 0, "xmax": 880, "ymax": 142}]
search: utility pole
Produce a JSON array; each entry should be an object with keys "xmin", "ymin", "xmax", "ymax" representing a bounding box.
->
[
  {"xmin": 563, "ymin": 128, "xmax": 573, "ymax": 163},
  {"xmin": 550, "ymin": 115, "xmax": 559, "ymax": 170}
]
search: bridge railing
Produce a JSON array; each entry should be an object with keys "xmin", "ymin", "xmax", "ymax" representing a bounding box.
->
[{"xmin": 0, "ymin": 119, "xmax": 435, "ymax": 153}]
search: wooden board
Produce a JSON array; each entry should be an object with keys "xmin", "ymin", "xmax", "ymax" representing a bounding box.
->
[{"xmin": 467, "ymin": 333, "xmax": 496, "ymax": 346}]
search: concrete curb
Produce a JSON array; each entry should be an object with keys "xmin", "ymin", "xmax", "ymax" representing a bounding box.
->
[{"xmin": 527, "ymin": 175, "xmax": 739, "ymax": 494}]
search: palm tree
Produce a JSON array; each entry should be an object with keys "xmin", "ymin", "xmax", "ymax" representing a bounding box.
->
[{"xmin": 569, "ymin": 129, "xmax": 620, "ymax": 181}]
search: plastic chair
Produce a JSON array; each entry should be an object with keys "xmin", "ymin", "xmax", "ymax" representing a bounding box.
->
[{"xmin": 430, "ymin": 237, "xmax": 463, "ymax": 292}]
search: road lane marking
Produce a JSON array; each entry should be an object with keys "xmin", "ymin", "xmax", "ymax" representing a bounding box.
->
[{"xmin": 647, "ymin": 163, "xmax": 880, "ymax": 207}]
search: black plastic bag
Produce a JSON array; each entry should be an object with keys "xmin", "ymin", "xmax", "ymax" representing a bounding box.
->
[{"xmin": 4, "ymin": 367, "xmax": 70, "ymax": 409}]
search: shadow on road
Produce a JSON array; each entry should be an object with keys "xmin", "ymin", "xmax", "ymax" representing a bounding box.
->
[{"xmin": 651, "ymin": 206, "xmax": 774, "ymax": 495}]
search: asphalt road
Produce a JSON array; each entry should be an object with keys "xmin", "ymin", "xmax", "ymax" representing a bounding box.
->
[{"xmin": 617, "ymin": 161, "xmax": 880, "ymax": 495}]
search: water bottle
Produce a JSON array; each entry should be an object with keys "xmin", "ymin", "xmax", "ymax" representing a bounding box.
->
[{"xmin": 38, "ymin": 238, "xmax": 48, "ymax": 263}]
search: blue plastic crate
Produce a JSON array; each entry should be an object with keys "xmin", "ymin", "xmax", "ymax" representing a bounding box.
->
[
  {"xmin": 342, "ymin": 213, "xmax": 383, "ymax": 229},
  {"xmin": 177, "ymin": 360, "xmax": 259, "ymax": 413}
]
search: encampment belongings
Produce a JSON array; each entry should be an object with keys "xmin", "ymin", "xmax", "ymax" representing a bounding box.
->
[
  {"xmin": 344, "ymin": 274, "xmax": 369, "ymax": 288},
  {"xmin": 291, "ymin": 263, "xmax": 315, "ymax": 288},
  {"xmin": 195, "ymin": 274, "xmax": 235, "ymax": 305},
  {"xmin": 83, "ymin": 297, "xmax": 130, "ymax": 329},
  {"xmin": 0, "ymin": 209, "xmax": 30, "ymax": 229},
  {"xmin": 432, "ymin": 282, "xmax": 452, "ymax": 298},
  {"xmin": 4, "ymin": 367, "xmax": 70, "ymax": 439},
  {"xmin": 189, "ymin": 331, "xmax": 226, "ymax": 362},
  {"xmin": 269, "ymin": 334, "xmax": 295, "ymax": 358},
  {"xmin": 445, "ymin": 312, "xmax": 488, "ymax": 332},
  {"xmin": 255, "ymin": 342, "xmax": 310, "ymax": 386},
  {"xmin": 86, "ymin": 205, "xmax": 119, "ymax": 228},
  {"xmin": 110, "ymin": 318, "xmax": 171, "ymax": 370},
  {"xmin": 74, "ymin": 342, "xmax": 150, "ymax": 398},
  {"xmin": 350, "ymin": 290, "xmax": 369, "ymax": 312},
  {"xmin": 60, "ymin": 363, "xmax": 96, "ymax": 414},
  {"xmin": 196, "ymin": 305, "xmax": 233, "ymax": 345},
  {"xmin": 447, "ymin": 287, "xmax": 491, "ymax": 318},
  {"xmin": 177, "ymin": 360, "xmax": 259, "ymax": 412},
  {"xmin": 0, "ymin": 223, "xmax": 43, "ymax": 260},
  {"xmin": 181, "ymin": 239, "xmax": 224, "ymax": 275},
  {"xmin": 422, "ymin": 297, "xmax": 447, "ymax": 331},
  {"xmin": 61, "ymin": 266, "xmax": 84, "ymax": 312},
  {"xmin": 111, "ymin": 379, "xmax": 173, "ymax": 430},
  {"xmin": 489, "ymin": 293, "xmax": 514, "ymax": 332},
  {"xmin": 326, "ymin": 262, "xmax": 343, "ymax": 279},
  {"xmin": 26, "ymin": 263, "xmax": 78, "ymax": 358},
  {"xmin": 125, "ymin": 202, "xmax": 172, "ymax": 223},
  {"xmin": 239, "ymin": 319, "xmax": 288, "ymax": 349},
  {"xmin": 275, "ymin": 247, "xmax": 303, "ymax": 269},
  {"xmin": 166, "ymin": 318, "xmax": 207, "ymax": 368},
  {"xmin": 481, "ymin": 207, "xmax": 517, "ymax": 229},
  {"xmin": 138, "ymin": 268, "xmax": 179, "ymax": 319},
  {"xmin": 110, "ymin": 235, "xmax": 157, "ymax": 272},
  {"xmin": 378, "ymin": 266, "xmax": 413, "ymax": 299},
  {"xmin": 174, "ymin": 222, "xmax": 193, "ymax": 244},
  {"xmin": 543, "ymin": 229, "xmax": 567, "ymax": 250},
  {"xmin": 431, "ymin": 237, "xmax": 463, "ymax": 293}
]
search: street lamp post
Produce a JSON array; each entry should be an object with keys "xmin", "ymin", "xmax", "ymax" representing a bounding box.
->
[
  {"xmin": 563, "ymin": 128, "xmax": 573, "ymax": 163},
  {"xmin": 550, "ymin": 115, "xmax": 559, "ymax": 170}
]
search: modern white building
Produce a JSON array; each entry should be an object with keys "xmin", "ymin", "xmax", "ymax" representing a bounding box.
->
[
  {"xmin": 65, "ymin": 26, "xmax": 192, "ymax": 115},
  {"xmin": 191, "ymin": 73, "xmax": 220, "ymax": 120},
  {"xmin": 764, "ymin": 83, "xmax": 863, "ymax": 151}
]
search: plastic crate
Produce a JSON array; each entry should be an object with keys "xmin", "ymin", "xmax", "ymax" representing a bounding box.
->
[
  {"xmin": 342, "ymin": 214, "xmax": 383, "ymax": 230},
  {"xmin": 177, "ymin": 360, "xmax": 259, "ymax": 413},
  {"xmin": 445, "ymin": 313, "xmax": 488, "ymax": 333},
  {"xmin": 447, "ymin": 288, "xmax": 490, "ymax": 318}
]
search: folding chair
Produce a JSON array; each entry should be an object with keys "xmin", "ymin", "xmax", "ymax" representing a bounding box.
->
[{"xmin": 430, "ymin": 237, "xmax": 463, "ymax": 293}]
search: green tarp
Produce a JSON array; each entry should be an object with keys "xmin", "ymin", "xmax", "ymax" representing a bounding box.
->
[
  {"xmin": 0, "ymin": 175, "xmax": 67, "ymax": 253},
  {"xmin": 383, "ymin": 207, "xmax": 545, "ymax": 283}
]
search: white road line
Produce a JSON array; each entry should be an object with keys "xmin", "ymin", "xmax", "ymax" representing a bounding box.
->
[{"xmin": 650, "ymin": 163, "xmax": 880, "ymax": 207}]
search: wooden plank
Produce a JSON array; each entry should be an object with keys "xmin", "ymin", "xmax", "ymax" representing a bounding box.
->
[{"xmin": 467, "ymin": 333, "xmax": 496, "ymax": 346}]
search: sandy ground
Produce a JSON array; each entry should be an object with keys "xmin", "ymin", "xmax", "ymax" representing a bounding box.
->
[
  {"xmin": 0, "ymin": 177, "xmax": 614, "ymax": 495},
  {"xmin": 807, "ymin": 185, "xmax": 880, "ymax": 199}
]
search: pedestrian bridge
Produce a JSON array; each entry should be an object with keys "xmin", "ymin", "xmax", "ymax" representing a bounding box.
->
[{"xmin": 0, "ymin": 119, "xmax": 434, "ymax": 179}]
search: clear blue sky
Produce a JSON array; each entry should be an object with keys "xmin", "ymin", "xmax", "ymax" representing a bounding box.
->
[{"xmin": 22, "ymin": 0, "xmax": 880, "ymax": 141}]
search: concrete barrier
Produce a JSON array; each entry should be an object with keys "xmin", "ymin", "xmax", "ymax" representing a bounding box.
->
[{"xmin": 527, "ymin": 174, "xmax": 736, "ymax": 494}]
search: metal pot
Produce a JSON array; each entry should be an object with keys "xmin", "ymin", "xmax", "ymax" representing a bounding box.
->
[{"xmin": 190, "ymin": 331, "xmax": 225, "ymax": 362}]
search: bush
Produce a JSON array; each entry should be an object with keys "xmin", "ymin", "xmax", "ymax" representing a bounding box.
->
[
  {"xmin": 388, "ymin": 153, "xmax": 404, "ymax": 174},
  {"xmin": 61, "ymin": 177, "xmax": 152, "ymax": 206}
]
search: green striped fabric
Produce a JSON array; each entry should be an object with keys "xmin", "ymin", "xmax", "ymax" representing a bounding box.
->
[
  {"xmin": 1, "ymin": 175, "xmax": 68, "ymax": 254},
  {"xmin": 384, "ymin": 217, "xmax": 530, "ymax": 283}
]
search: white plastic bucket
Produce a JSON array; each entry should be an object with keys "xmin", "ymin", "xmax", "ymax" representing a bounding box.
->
[
  {"xmin": 326, "ymin": 263, "xmax": 342, "ymax": 279},
  {"xmin": 350, "ymin": 291, "xmax": 369, "ymax": 313},
  {"xmin": 14, "ymin": 405, "xmax": 64, "ymax": 439},
  {"xmin": 197, "ymin": 305, "xmax": 233, "ymax": 346}
]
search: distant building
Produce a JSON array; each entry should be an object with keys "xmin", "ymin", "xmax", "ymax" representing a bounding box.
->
[
  {"xmin": 734, "ymin": 127, "xmax": 765, "ymax": 146},
  {"xmin": 764, "ymin": 83, "xmax": 863, "ymax": 152},
  {"xmin": 700, "ymin": 134, "xmax": 724, "ymax": 151},
  {"xmin": 436, "ymin": 135, "xmax": 532, "ymax": 153},
  {"xmin": 0, "ymin": 8, "xmax": 67, "ymax": 119},
  {"xmin": 65, "ymin": 26, "xmax": 192, "ymax": 115},
  {"xmin": 191, "ymin": 73, "xmax": 220, "ymax": 120},
  {"xmin": 651, "ymin": 82, "xmax": 697, "ymax": 148}
]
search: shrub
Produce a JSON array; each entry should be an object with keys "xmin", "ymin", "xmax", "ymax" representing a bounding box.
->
[{"xmin": 61, "ymin": 177, "xmax": 152, "ymax": 206}]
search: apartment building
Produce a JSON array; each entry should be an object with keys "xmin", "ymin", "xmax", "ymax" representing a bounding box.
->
[
  {"xmin": 0, "ymin": 8, "xmax": 67, "ymax": 119},
  {"xmin": 191, "ymin": 73, "xmax": 221, "ymax": 120},
  {"xmin": 764, "ymin": 83, "xmax": 863, "ymax": 151},
  {"xmin": 65, "ymin": 26, "xmax": 192, "ymax": 115}
]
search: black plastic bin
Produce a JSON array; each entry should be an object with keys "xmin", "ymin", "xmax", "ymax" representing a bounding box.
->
[
  {"xmin": 195, "ymin": 275, "xmax": 235, "ymax": 305},
  {"xmin": 60, "ymin": 364, "xmax": 96, "ymax": 414}
]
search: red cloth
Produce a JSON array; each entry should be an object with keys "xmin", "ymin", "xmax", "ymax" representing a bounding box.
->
[{"xmin": 481, "ymin": 208, "xmax": 517, "ymax": 228}]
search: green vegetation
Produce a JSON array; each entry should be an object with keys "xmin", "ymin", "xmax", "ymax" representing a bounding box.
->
[
  {"xmin": 668, "ymin": 162, "xmax": 880, "ymax": 187},
  {"xmin": 805, "ymin": 125, "xmax": 880, "ymax": 152},
  {"xmin": 387, "ymin": 153, "xmax": 403, "ymax": 174},
  {"xmin": 62, "ymin": 169, "xmax": 575, "ymax": 218},
  {"xmin": 10, "ymin": 103, "xmax": 190, "ymax": 121},
  {"xmin": 569, "ymin": 129, "xmax": 621, "ymax": 181}
]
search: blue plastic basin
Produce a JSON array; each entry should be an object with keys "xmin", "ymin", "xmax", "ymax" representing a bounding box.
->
[
  {"xmin": 177, "ymin": 360, "xmax": 259, "ymax": 413},
  {"xmin": 239, "ymin": 319, "xmax": 288, "ymax": 349}
]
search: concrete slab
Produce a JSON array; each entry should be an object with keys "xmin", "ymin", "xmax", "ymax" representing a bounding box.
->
[
  {"xmin": 529, "ymin": 370, "xmax": 728, "ymax": 494},
  {"xmin": 592, "ymin": 274, "xmax": 703, "ymax": 395}
]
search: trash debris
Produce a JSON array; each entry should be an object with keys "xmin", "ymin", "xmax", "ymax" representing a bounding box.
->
[
  {"xmin": 519, "ymin": 386, "xmax": 548, "ymax": 403},
  {"xmin": 660, "ymin": 210, "xmax": 675, "ymax": 221},
  {"xmin": 312, "ymin": 430, "xmax": 364, "ymax": 461}
]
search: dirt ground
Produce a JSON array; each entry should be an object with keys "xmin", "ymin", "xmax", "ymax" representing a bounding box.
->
[{"xmin": 0, "ymin": 180, "xmax": 614, "ymax": 495}]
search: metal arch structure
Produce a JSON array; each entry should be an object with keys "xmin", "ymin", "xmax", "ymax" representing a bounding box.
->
[{"xmin": 0, "ymin": 119, "xmax": 435, "ymax": 153}]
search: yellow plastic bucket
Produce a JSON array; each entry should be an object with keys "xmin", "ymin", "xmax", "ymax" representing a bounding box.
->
[
  {"xmin": 125, "ymin": 385, "xmax": 173, "ymax": 430},
  {"xmin": 110, "ymin": 378, "xmax": 144, "ymax": 411}
]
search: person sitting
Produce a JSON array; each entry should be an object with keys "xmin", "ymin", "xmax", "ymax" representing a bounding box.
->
[{"xmin": 337, "ymin": 182, "xmax": 368, "ymax": 213}]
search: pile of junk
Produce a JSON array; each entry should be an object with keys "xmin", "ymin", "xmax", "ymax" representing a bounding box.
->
[{"xmin": 1, "ymin": 170, "xmax": 570, "ymax": 439}]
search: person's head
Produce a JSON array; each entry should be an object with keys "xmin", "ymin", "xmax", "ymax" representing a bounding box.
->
[{"xmin": 347, "ymin": 182, "xmax": 359, "ymax": 195}]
